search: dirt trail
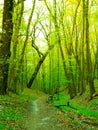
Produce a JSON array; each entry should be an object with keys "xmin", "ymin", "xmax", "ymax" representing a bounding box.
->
[
  {"xmin": 24, "ymin": 96, "xmax": 62, "ymax": 130},
  {"xmin": 23, "ymin": 95, "xmax": 98, "ymax": 130}
]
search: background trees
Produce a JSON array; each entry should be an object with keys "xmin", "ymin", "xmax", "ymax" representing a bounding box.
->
[{"xmin": 0, "ymin": 0, "xmax": 98, "ymax": 99}]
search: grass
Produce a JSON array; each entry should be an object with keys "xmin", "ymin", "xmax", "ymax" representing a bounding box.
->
[
  {"xmin": 52, "ymin": 90, "xmax": 98, "ymax": 130},
  {"xmin": 52, "ymin": 91, "xmax": 98, "ymax": 118},
  {"xmin": 0, "ymin": 95, "xmax": 22, "ymax": 129},
  {"xmin": 0, "ymin": 85, "xmax": 98, "ymax": 129},
  {"xmin": 0, "ymin": 88, "xmax": 37, "ymax": 130}
]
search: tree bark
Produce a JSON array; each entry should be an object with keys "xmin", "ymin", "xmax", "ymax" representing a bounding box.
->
[
  {"xmin": 85, "ymin": 0, "xmax": 95, "ymax": 96},
  {"xmin": 27, "ymin": 44, "xmax": 56, "ymax": 88},
  {"xmin": 8, "ymin": 0, "xmax": 24, "ymax": 93},
  {"xmin": 27, "ymin": 51, "xmax": 48, "ymax": 88},
  {"xmin": 0, "ymin": 0, "xmax": 13, "ymax": 94}
]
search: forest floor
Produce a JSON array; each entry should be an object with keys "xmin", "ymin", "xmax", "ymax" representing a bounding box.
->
[{"xmin": 0, "ymin": 88, "xmax": 98, "ymax": 130}]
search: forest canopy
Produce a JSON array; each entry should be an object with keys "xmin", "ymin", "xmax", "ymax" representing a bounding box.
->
[{"xmin": 0, "ymin": 0, "xmax": 98, "ymax": 100}]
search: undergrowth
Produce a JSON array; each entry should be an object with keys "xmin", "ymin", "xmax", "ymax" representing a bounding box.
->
[{"xmin": 0, "ymin": 88, "xmax": 37, "ymax": 130}]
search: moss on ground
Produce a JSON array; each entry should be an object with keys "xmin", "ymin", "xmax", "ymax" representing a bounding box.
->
[
  {"xmin": 0, "ymin": 87, "xmax": 98, "ymax": 130},
  {"xmin": 0, "ymin": 89, "xmax": 37, "ymax": 130}
]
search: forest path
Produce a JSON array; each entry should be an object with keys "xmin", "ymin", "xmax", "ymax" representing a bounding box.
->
[
  {"xmin": 24, "ymin": 96, "xmax": 62, "ymax": 130},
  {"xmin": 22, "ymin": 93, "xmax": 98, "ymax": 130}
]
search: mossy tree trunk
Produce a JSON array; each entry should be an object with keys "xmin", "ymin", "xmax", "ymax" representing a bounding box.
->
[
  {"xmin": 85, "ymin": 0, "xmax": 96, "ymax": 96},
  {"xmin": 8, "ymin": 0, "xmax": 24, "ymax": 94},
  {"xmin": 0, "ymin": 0, "xmax": 13, "ymax": 94}
]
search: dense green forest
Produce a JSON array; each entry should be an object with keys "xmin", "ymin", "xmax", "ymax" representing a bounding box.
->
[{"xmin": 0, "ymin": 0, "xmax": 98, "ymax": 129}]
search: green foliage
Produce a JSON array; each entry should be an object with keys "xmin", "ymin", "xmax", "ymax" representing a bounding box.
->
[
  {"xmin": 0, "ymin": 124, "xmax": 5, "ymax": 129},
  {"xmin": 52, "ymin": 93, "xmax": 98, "ymax": 118},
  {"xmin": 1, "ymin": 0, "xmax": 98, "ymax": 117},
  {"xmin": 0, "ymin": 91, "xmax": 38, "ymax": 129}
]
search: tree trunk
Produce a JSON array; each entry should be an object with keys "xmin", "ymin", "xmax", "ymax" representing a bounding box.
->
[
  {"xmin": 85, "ymin": 0, "xmax": 95, "ymax": 96},
  {"xmin": 0, "ymin": 0, "xmax": 13, "ymax": 94},
  {"xmin": 8, "ymin": 1, "xmax": 24, "ymax": 93},
  {"xmin": 27, "ymin": 43, "xmax": 56, "ymax": 88},
  {"xmin": 27, "ymin": 52, "xmax": 48, "ymax": 88}
]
